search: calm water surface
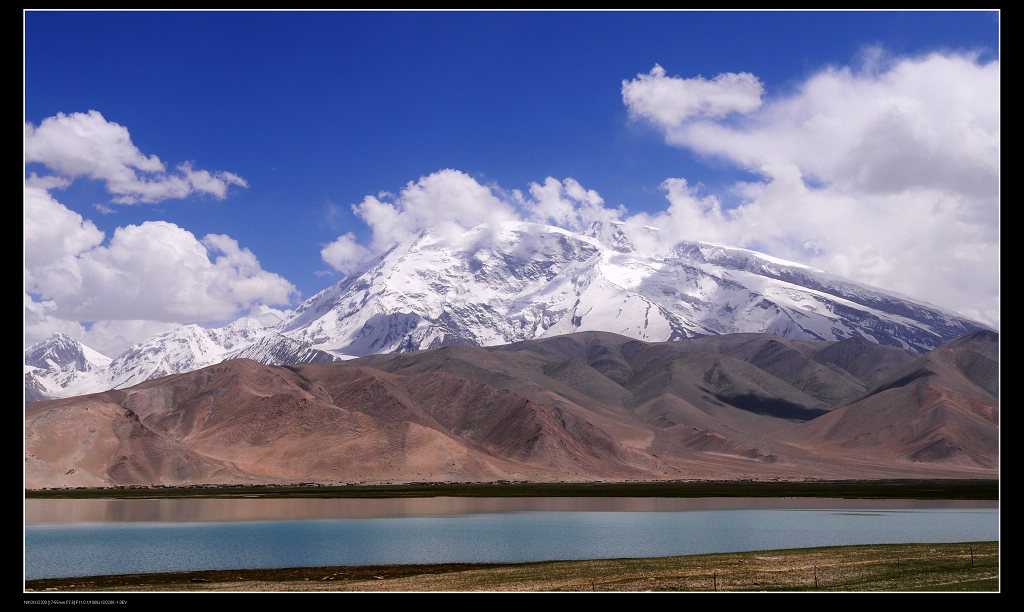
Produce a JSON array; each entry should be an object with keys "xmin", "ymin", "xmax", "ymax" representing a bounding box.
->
[{"xmin": 24, "ymin": 497, "xmax": 998, "ymax": 580}]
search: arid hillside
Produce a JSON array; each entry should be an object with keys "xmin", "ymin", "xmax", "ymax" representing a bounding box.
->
[{"xmin": 24, "ymin": 331, "xmax": 998, "ymax": 489}]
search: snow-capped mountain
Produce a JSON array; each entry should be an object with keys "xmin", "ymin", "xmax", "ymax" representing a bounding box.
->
[
  {"xmin": 229, "ymin": 330, "xmax": 341, "ymax": 366},
  {"xmin": 26, "ymin": 220, "xmax": 991, "ymax": 400},
  {"xmin": 24, "ymin": 332, "xmax": 113, "ymax": 401},
  {"xmin": 24, "ymin": 318, "xmax": 338, "ymax": 400},
  {"xmin": 103, "ymin": 317, "xmax": 270, "ymax": 390},
  {"xmin": 280, "ymin": 220, "xmax": 988, "ymax": 357}
]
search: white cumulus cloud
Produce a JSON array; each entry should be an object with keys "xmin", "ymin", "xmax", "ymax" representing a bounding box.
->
[
  {"xmin": 25, "ymin": 187, "xmax": 298, "ymax": 351},
  {"xmin": 24, "ymin": 111, "xmax": 283, "ymax": 355},
  {"xmin": 352, "ymin": 168, "xmax": 519, "ymax": 252},
  {"xmin": 520, "ymin": 177, "xmax": 624, "ymax": 232},
  {"xmin": 25, "ymin": 110, "xmax": 248, "ymax": 204},
  {"xmin": 79, "ymin": 320, "xmax": 183, "ymax": 360},
  {"xmin": 24, "ymin": 293, "xmax": 87, "ymax": 350},
  {"xmin": 24, "ymin": 186, "xmax": 105, "ymax": 292},
  {"xmin": 620, "ymin": 51, "xmax": 999, "ymax": 328},
  {"xmin": 321, "ymin": 232, "xmax": 371, "ymax": 275},
  {"xmin": 622, "ymin": 64, "xmax": 764, "ymax": 127}
]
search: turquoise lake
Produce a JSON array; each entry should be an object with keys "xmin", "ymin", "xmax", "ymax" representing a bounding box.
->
[{"xmin": 24, "ymin": 497, "xmax": 998, "ymax": 580}]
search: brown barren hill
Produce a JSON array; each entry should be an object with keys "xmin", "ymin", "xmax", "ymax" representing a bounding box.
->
[
  {"xmin": 778, "ymin": 331, "xmax": 998, "ymax": 473},
  {"xmin": 25, "ymin": 331, "xmax": 998, "ymax": 489}
]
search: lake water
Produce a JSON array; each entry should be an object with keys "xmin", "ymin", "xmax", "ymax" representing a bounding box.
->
[{"xmin": 24, "ymin": 497, "xmax": 999, "ymax": 580}]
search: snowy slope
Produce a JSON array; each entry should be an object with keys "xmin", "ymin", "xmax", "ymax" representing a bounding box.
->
[
  {"xmin": 24, "ymin": 333, "xmax": 113, "ymax": 400},
  {"xmin": 25, "ymin": 318, "xmax": 339, "ymax": 400},
  {"xmin": 27, "ymin": 220, "xmax": 991, "ymax": 400},
  {"xmin": 280, "ymin": 220, "xmax": 988, "ymax": 357}
]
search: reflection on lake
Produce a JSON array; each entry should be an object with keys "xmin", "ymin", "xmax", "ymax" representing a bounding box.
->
[
  {"xmin": 24, "ymin": 495, "xmax": 997, "ymax": 524},
  {"xmin": 24, "ymin": 497, "xmax": 998, "ymax": 581}
]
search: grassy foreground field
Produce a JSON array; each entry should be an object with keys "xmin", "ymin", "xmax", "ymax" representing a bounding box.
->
[{"xmin": 25, "ymin": 541, "xmax": 998, "ymax": 593}]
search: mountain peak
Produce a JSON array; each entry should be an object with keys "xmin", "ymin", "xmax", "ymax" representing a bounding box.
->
[
  {"xmin": 583, "ymin": 220, "xmax": 634, "ymax": 252},
  {"xmin": 276, "ymin": 220, "xmax": 988, "ymax": 359},
  {"xmin": 26, "ymin": 220, "xmax": 992, "ymax": 400},
  {"xmin": 25, "ymin": 333, "xmax": 111, "ymax": 371},
  {"xmin": 24, "ymin": 333, "xmax": 113, "ymax": 401}
]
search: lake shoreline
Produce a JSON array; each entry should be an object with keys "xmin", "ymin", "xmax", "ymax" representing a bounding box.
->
[
  {"xmin": 24, "ymin": 541, "xmax": 1000, "ymax": 593},
  {"xmin": 23, "ymin": 478, "xmax": 1000, "ymax": 500},
  {"xmin": 25, "ymin": 480, "xmax": 999, "ymax": 594}
]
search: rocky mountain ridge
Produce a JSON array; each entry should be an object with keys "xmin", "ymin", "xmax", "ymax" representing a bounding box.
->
[{"xmin": 24, "ymin": 329, "xmax": 998, "ymax": 489}]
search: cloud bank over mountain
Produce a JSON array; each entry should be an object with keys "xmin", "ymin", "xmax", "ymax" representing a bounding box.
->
[
  {"xmin": 24, "ymin": 112, "xmax": 295, "ymax": 356},
  {"xmin": 320, "ymin": 50, "xmax": 998, "ymax": 329},
  {"xmin": 24, "ymin": 49, "xmax": 998, "ymax": 358},
  {"xmin": 618, "ymin": 51, "xmax": 999, "ymax": 326}
]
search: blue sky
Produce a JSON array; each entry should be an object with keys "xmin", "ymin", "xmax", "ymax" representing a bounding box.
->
[{"xmin": 24, "ymin": 10, "xmax": 1000, "ymax": 357}]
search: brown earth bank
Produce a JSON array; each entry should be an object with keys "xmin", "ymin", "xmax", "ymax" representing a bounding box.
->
[
  {"xmin": 24, "ymin": 478, "xmax": 1000, "ymax": 500},
  {"xmin": 23, "ymin": 541, "xmax": 999, "ymax": 593},
  {"xmin": 25, "ymin": 330, "xmax": 999, "ymax": 489}
]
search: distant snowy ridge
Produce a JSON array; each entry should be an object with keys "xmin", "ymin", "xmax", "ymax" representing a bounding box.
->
[
  {"xmin": 26, "ymin": 220, "xmax": 990, "ymax": 400},
  {"xmin": 24, "ymin": 319, "xmax": 340, "ymax": 400},
  {"xmin": 24, "ymin": 332, "xmax": 112, "ymax": 401}
]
